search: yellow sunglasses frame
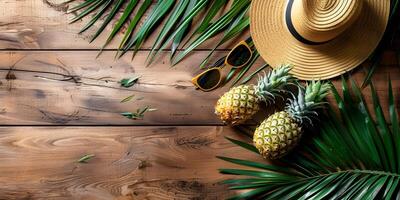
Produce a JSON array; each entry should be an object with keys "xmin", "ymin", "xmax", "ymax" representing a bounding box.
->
[
  {"xmin": 225, "ymin": 40, "xmax": 253, "ymax": 69},
  {"xmin": 192, "ymin": 40, "xmax": 253, "ymax": 92},
  {"xmin": 191, "ymin": 67, "xmax": 224, "ymax": 92}
]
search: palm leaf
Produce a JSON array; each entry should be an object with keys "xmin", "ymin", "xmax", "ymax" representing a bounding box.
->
[
  {"xmin": 171, "ymin": 0, "xmax": 250, "ymax": 66},
  {"xmin": 198, "ymin": 9, "xmax": 250, "ymax": 68},
  {"xmin": 147, "ymin": 0, "xmax": 190, "ymax": 63},
  {"xmin": 170, "ymin": 0, "xmax": 199, "ymax": 59},
  {"xmin": 90, "ymin": 0, "xmax": 125, "ymax": 42},
  {"xmin": 145, "ymin": 0, "xmax": 210, "ymax": 65},
  {"xmin": 69, "ymin": 0, "xmax": 104, "ymax": 24},
  {"xmin": 121, "ymin": 0, "xmax": 175, "ymax": 59},
  {"xmin": 219, "ymin": 78, "xmax": 400, "ymax": 199},
  {"xmin": 67, "ymin": 0, "xmax": 98, "ymax": 13},
  {"xmin": 224, "ymin": 67, "xmax": 238, "ymax": 85},
  {"xmin": 182, "ymin": 0, "xmax": 229, "ymax": 48},
  {"xmin": 240, "ymin": 64, "xmax": 269, "ymax": 85},
  {"xmin": 68, "ymin": 0, "xmax": 250, "ymax": 64},
  {"xmin": 117, "ymin": 0, "xmax": 152, "ymax": 50},
  {"xmin": 78, "ymin": 0, "xmax": 113, "ymax": 34}
]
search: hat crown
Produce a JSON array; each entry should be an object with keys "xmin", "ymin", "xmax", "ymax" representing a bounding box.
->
[{"xmin": 291, "ymin": 0, "xmax": 363, "ymax": 43}]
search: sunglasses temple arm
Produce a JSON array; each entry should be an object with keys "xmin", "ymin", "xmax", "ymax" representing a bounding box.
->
[{"xmin": 245, "ymin": 37, "xmax": 254, "ymax": 48}]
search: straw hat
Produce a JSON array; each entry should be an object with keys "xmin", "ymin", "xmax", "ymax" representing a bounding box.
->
[{"xmin": 250, "ymin": 0, "xmax": 390, "ymax": 80}]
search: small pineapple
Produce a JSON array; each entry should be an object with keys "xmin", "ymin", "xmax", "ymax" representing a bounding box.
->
[
  {"xmin": 215, "ymin": 65, "xmax": 296, "ymax": 125},
  {"xmin": 253, "ymin": 81, "xmax": 331, "ymax": 159}
]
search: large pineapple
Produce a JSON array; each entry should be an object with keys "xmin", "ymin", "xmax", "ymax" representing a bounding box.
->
[
  {"xmin": 215, "ymin": 65, "xmax": 296, "ymax": 125},
  {"xmin": 253, "ymin": 81, "xmax": 331, "ymax": 159}
]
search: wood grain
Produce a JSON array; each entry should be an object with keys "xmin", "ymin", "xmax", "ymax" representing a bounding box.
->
[
  {"xmin": 0, "ymin": 126, "xmax": 261, "ymax": 200},
  {"xmin": 0, "ymin": 51, "xmax": 266, "ymax": 125},
  {"xmin": 0, "ymin": 51, "xmax": 398, "ymax": 125},
  {"xmin": 0, "ymin": 1, "xmax": 399, "ymax": 199},
  {"xmin": 0, "ymin": 0, "xmax": 247, "ymax": 50}
]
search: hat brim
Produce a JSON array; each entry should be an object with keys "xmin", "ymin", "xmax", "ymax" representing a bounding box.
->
[{"xmin": 250, "ymin": 0, "xmax": 390, "ymax": 80}]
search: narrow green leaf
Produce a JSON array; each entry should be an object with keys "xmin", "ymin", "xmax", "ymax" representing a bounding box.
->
[
  {"xmin": 263, "ymin": 181, "xmax": 309, "ymax": 199},
  {"xmin": 90, "ymin": 0, "xmax": 125, "ymax": 42},
  {"xmin": 349, "ymin": 79, "xmax": 382, "ymax": 168},
  {"xmin": 68, "ymin": 0, "xmax": 98, "ymax": 13},
  {"xmin": 337, "ymin": 175, "xmax": 370, "ymax": 199},
  {"xmin": 120, "ymin": 76, "xmax": 140, "ymax": 88},
  {"xmin": 138, "ymin": 106, "xmax": 150, "ymax": 116},
  {"xmin": 362, "ymin": 56, "xmax": 382, "ymax": 88},
  {"xmin": 182, "ymin": 0, "xmax": 229, "ymax": 48},
  {"xmin": 114, "ymin": 0, "xmax": 152, "ymax": 58},
  {"xmin": 225, "ymin": 137, "xmax": 259, "ymax": 154},
  {"xmin": 98, "ymin": 0, "xmax": 141, "ymax": 56},
  {"xmin": 79, "ymin": 0, "xmax": 113, "ymax": 34},
  {"xmin": 361, "ymin": 175, "xmax": 388, "ymax": 199},
  {"xmin": 219, "ymin": 169, "xmax": 297, "ymax": 181},
  {"xmin": 147, "ymin": 0, "xmax": 190, "ymax": 63},
  {"xmin": 172, "ymin": 0, "xmax": 251, "ymax": 65},
  {"xmin": 350, "ymin": 175, "xmax": 381, "ymax": 199},
  {"xmin": 228, "ymin": 183, "xmax": 272, "ymax": 190},
  {"xmin": 222, "ymin": 178, "xmax": 269, "ymax": 185},
  {"xmin": 227, "ymin": 186, "xmax": 272, "ymax": 200},
  {"xmin": 170, "ymin": 0, "xmax": 198, "ymax": 59},
  {"xmin": 331, "ymin": 174, "xmax": 361, "ymax": 199},
  {"xmin": 388, "ymin": 78, "xmax": 400, "ymax": 173},
  {"xmin": 224, "ymin": 67, "xmax": 238, "ymax": 84},
  {"xmin": 310, "ymin": 172, "xmax": 353, "ymax": 200},
  {"xmin": 299, "ymin": 173, "xmax": 343, "ymax": 200},
  {"xmin": 78, "ymin": 154, "xmax": 95, "ymax": 163},
  {"xmin": 136, "ymin": 97, "xmax": 145, "ymax": 101},
  {"xmin": 370, "ymin": 82, "xmax": 394, "ymax": 171},
  {"xmin": 217, "ymin": 156, "xmax": 302, "ymax": 176},
  {"xmin": 70, "ymin": 0, "xmax": 105, "ymax": 24},
  {"xmin": 196, "ymin": 0, "xmax": 228, "ymax": 34},
  {"xmin": 146, "ymin": 0, "xmax": 210, "ymax": 64},
  {"xmin": 120, "ymin": 95, "xmax": 135, "ymax": 103},
  {"xmin": 121, "ymin": 112, "xmax": 141, "ymax": 120},
  {"xmin": 384, "ymin": 177, "xmax": 399, "ymax": 200},
  {"xmin": 122, "ymin": 0, "xmax": 175, "ymax": 59},
  {"xmin": 199, "ymin": 14, "xmax": 250, "ymax": 68}
]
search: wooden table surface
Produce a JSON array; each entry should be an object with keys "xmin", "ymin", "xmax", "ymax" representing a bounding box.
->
[{"xmin": 0, "ymin": 1, "xmax": 399, "ymax": 199}]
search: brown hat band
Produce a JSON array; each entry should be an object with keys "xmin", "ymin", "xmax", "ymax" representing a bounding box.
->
[
  {"xmin": 285, "ymin": 0, "xmax": 328, "ymax": 45},
  {"xmin": 285, "ymin": 0, "xmax": 363, "ymax": 45}
]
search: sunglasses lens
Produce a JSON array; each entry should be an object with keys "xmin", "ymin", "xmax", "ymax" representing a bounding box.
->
[
  {"xmin": 226, "ymin": 44, "xmax": 252, "ymax": 67},
  {"xmin": 197, "ymin": 69, "xmax": 221, "ymax": 90}
]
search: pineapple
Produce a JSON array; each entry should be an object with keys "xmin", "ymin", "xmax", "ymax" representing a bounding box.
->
[
  {"xmin": 253, "ymin": 81, "xmax": 331, "ymax": 159},
  {"xmin": 215, "ymin": 65, "xmax": 296, "ymax": 125}
]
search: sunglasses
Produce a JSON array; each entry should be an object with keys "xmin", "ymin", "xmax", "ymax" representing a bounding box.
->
[{"xmin": 192, "ymin": 40, "xmax": 253, "ymax": 92}]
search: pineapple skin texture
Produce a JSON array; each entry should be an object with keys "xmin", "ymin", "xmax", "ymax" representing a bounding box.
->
[
  {"xmin": 253, "ymin": 111, "xmax": 302, "ymax": 159},
  {"xmin": 215, "ymin": 85, "xmax": 260, "ymax": 125}
]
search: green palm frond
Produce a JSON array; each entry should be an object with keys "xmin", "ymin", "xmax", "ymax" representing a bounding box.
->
[
  {"xmin": 171, "ymin": 0, "xmax": 250, "ymax": 66},
  {"xmin": 67, "ymin": 0, "xmax": 250, "ymax": 65},
  {"xmin": 219, "ymin": 78, "xmax": 400, "ymax": 199},
  {"xmin": 198, "ymin": 5, "xmax": 250, "ymax": 69}
]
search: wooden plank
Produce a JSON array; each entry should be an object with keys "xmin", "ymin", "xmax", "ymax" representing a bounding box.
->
[
  {"xmin": 0, "ymin": 51, "xmax": 266, "ymax": 125},
  {"xmin": 0, "ymin": 0, "xmax": 247, "ymax": 50},
  {"xmin": 0, "ymin": 51, "xmax": 399, "ymax": 125},
  {"xmin": 0, "ymin": 126, "xmax": 262, "ymax": 199}
]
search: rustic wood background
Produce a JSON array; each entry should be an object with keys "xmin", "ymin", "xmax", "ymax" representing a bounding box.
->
[{"xmin": 0, "ymin": 0, "xmax": 399, "ymax": 199}]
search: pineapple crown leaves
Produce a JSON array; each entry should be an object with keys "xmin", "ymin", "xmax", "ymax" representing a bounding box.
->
[
  {"xmin": 287, "ymin": 81, "xmax": 331, "ymax": 125},
  {"xmin": 305, "ymin": 80, "xmax": 331, "ymax": 103},
  {"xmin": 256, "ymin": 64, "xmax": 297, "ymax": 105}
]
